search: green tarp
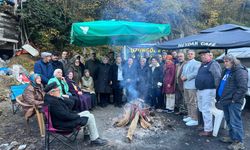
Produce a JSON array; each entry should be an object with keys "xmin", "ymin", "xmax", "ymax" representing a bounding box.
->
[{"xmin": 70, "ymin": 20, "xmax": 171, "ymax": 47}]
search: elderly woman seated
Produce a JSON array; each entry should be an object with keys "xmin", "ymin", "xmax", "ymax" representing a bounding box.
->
[
  {"xmin": 82, "ymin": 69, "xmax": 97, "ymax": 108},
  {"xmin": 66, "ymin": 71, "xmax": 92, "ymax": 111},
  {"xmin": 48, "ymin": 69, "xmax": 80, "ymax": 111},
  {"xmin": 22, "ymin": 74, "xmax": 45, "ymax": 119}
]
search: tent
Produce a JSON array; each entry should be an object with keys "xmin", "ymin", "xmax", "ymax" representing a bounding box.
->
[
  {"xmin": 70, "ymin": 20, "xmax": 171, "ymax": 47},
  {"xmin": 156, "ymin": 24, "xmax": 250, "ymax": 50}
]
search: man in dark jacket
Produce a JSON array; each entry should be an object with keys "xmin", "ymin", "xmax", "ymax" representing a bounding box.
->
[
  {"xmin": 44, "ymin": 82, "xmax": 107, "ymax": 146},
  {"xmin": 122, "ymin": 57, "xmax": 138, "ymax": 101},
  {"xmin": 95, "ymin": 56, "xmax": 111, "ymax": 107},
  {"xmin": 85, "ymin": 52, "xmax": 100, "ymax": 86},
  {"xmin": 216, "ymin": 54, "xmax": 248, "ymax": 150},
  {"xmin": 51, "ymin": 51, "xmax": 64, "ymax": 75},
  {"xmin": 109, "ymin": 56, "xmax": 124, "ymax": 107},
  {"xmin": 148, "ymin": 57, "xmax": 163, "ymax": 109},
  {"xmin": 34, "ymin": 52, "xmax": 53, "ymax": 85},
  {"xmin": 137, "ymin": 57, "xmax": 150, "ymax": 101},
  {"xmin": 195, "ymin": 50, "xmax": 222, "ymax": 136}
]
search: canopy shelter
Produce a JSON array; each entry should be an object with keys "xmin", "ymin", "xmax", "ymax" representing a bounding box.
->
[
  {"xmin": 156, "ymin": 24, "xmax": 250, "ymax": 50},
  {"xmin": 70, "ymin": 20, "xmax": 171, "ymax": 47}
]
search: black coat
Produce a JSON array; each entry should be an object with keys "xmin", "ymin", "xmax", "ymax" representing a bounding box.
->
[
  {"xmin": 109, "ymin": 64, "xmax": 121, "ymax": 88},
  {"xmin": 149, "ymin": 66, "xmax": 163, "ymax": 89},
  {"xmin": 85, "ymin": 59, "xmax": 100, "ymax": 80},
  {"xmin": 137, "ymin": 65, "xmax": 150, "ymax": 90},
  {"xmin": 51, "ymin": 60, "xmax": 64, "ymax": 75},
  {"xmin": 95, "ymin": 63, "xmax": 112, "ymax": 93},
  {"xmin": 44, "ymin": 94, "xmax": 88, "ymax": 130},
  {"xmin": 122, "ymin": 64, "xmax": 138, "ymax": 84},
  {"xmin": 216, "ymin": 64, "xmax": 248, "ymax": 105}
]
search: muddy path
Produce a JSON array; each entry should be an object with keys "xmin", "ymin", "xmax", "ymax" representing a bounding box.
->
[{"xmin": 0, "ymin": 100, "xmax": 249, "ymax": 150}]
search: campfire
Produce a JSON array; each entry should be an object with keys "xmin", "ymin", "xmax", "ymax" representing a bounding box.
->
[{"xmin": 113, "ymin": 99, "xmax": 153, "ymax": 141}]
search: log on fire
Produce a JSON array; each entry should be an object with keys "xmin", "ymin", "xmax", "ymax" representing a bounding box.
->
[{"xmin": 113, "ymin": 99, "xmax": 152, "ymax": 141}]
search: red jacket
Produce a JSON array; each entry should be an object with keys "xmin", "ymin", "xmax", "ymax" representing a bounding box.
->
[{"xmin": 162, "ymin": 62, "xmax": 176, "ymax": 94}]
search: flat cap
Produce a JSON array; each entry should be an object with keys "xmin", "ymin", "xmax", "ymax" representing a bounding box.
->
[
  {"xmin": 44, "ymin": 82, "xmax": 58, "ymax": 93},
  {"xmin": 41, "ymin": 52, "xmax": 52, "ymax": 58}
]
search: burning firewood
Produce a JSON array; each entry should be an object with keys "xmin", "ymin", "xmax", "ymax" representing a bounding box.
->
[
  {"xmin": 140, "ymin": 115, "xmax": 151, "ymax": 129},
  {"xmin": 113, "ymin": 106, "xmax": 131, "ymax": 127},
  {"xmin": 113, "ymin": 99, "xmax": 152, "ymax": 141},
  {"xmin": 127, "ymin": 111, "xmax": 140, "ymax": 141}
]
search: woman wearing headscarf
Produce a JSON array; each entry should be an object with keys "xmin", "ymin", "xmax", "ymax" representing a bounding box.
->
[
  {"xmin": 22, "ymin": 74, "xmax": 45, "ymax": 119},
  {"xmin": 48, "ymin": 69, "xmax": 70, "ymax": 96},
  {"xmin": 48, "ymin": 69, "xmax": 81, "ymax": 111},
  {"xmin": 162, "ymin": 55, "xmax": 176, "ymax": 113},
  {"xmin": 68, "ymin": 57, "xmax": 83, "ymax": 85},
  {"xmin": 66, "ymin": 71, "xmax": 92, "ymax": 111},
  {"xmin": 82, "ymin": 69, "xmax": 97, "ymax": 108}
]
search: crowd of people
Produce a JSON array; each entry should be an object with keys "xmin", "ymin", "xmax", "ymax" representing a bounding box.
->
[{"xmin": 21, "ymin": 49, "xmax": 248, "ymax": 149}]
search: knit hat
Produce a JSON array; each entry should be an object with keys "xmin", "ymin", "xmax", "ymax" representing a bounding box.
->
[{"xmin": 165, "ymin": 55, "xmax": 173, "ymax": 60}]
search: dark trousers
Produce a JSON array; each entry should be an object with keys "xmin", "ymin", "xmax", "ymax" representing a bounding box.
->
[
  {"xmin": 175, "ymin": 84, "xmax": 186, "ymax": 112},
  {"xmin": 113, "ymin": 86, "xmax": 123, "ymax": 106},
  {"xmin": 149, "ymin": 87, "xmax": 164, "ymax": 109},
  {"xmin": 99, "ymin": 93, "xmax": 110, "ymax": 106},
  {"xmin": 223, "ymin": 103, "xmax": 244, "ymax": 142}
]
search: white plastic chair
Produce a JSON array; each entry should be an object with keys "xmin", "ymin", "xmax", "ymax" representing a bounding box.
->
[{"xmin": 212, "ymin": 98, "xmax": 246, "ymax": 137}]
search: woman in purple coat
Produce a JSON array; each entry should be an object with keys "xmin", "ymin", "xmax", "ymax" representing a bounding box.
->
[
  {"xmin": 66, "ymin": 71, "xmax": 92, "ymax": 111},
  {"xmin": 162, "ymin": 55, "xmax": 176, "ymax": 113}
]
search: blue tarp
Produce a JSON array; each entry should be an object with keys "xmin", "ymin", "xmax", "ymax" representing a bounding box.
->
[
  {"xmin": 156, "ymin": 24, "xmax": 250, "ymax": 50},
  {"xmin": 10, "ymin": 84, "xmax": 28, "ymax": 100}
]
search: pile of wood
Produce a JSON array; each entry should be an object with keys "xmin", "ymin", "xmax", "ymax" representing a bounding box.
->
[{"xmin": 114, "ymin": 99, "xmax": 153, "ymax": 141}]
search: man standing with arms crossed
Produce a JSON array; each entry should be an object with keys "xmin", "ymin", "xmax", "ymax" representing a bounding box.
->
[{"xmin": 195, "ymin": 50, "xmax": 221, "ymax": 136}]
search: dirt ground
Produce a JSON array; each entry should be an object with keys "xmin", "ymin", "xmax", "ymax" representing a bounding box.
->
[{"xmin": 0, "ymin": 99, "xmax": 249, "ymax": 150}]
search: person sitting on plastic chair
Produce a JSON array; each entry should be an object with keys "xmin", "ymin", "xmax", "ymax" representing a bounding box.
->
[
  {"xmin": 22, "ymin": 73, "xmax": 45, "ymax": 137},
  {"xmin": 44, "ymin": 82, "xmax": 107, "ymax": 146}
]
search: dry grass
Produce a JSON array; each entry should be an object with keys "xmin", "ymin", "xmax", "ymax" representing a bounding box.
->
[{"xmin": 8, "ymin": 54, "xmax": 37, "ymax": 73}]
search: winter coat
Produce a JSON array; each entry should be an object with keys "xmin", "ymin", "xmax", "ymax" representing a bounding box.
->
[
  {"xmin": 176, "ymin": 61, "xmax": 186, "ymax": 92},
  {"xmin": 48, "ymin": 77, "xmax": 70, "ymax": 96},
  {"xmin": 51, "ymin": 60, "xmax": 65, "ymax": 76},
  {"xmin": 85, "ymin": 59, "xmax": 100, "ymax": 81},
  {"xmin": 109, "ymin": 63, "xmax": 123, "ymax": 88},
  {"xmin": 66, "ymin": 78, "xmax": 92, "ymax": 111},
  {"xmin": 181, "ymin": 59, "xmax": 201, "ymax": 90},
  {"xmin": 122, "ymin": 63, "xmax": 138, "ymax": 87},
  {"xmin": 34, "ymin": 60, "xmax": 53, "ymax": 85},
  {"xmin": 137, "ymin": 65, "xmax": 150, "ymax": 92},
  {"xmin": 149, "ymin": 63, "xmax": 163, "ymax": 89},
  {"xmin": 163, "ymin": 62, "xmax": 176, "ymax": 94},
  {"xmin": 95, "ymin": 63, "xmax": 112, "ymax": 93},
  {"xmin": 195, "ymin": 60, "xmax": 222, "ymax": 90},
  {"xmin": 216, "ymin": 64, "xmax": 248, "ymax": 106},
  {"xmin": 44, "ymin": 94, "xmax": 88, "ymax": 130},
  {"xmin": 59, "ymin": 58, "xmax": 70, "ymax": 74},
  {"xmin": 82, "ymin": 76, "xmax": 95, "ymax": 93},
  {"xmin": 22, "ymin": 84, "xmax": 44, "ymax": 118}
]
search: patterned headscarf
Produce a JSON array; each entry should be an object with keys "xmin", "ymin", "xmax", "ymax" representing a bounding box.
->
[{"xmin": 29, "ymin": 73, "xmax": 41, "ymax": 87}]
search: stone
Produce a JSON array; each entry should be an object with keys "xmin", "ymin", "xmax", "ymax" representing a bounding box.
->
[
  {"xmin": 10, "ymin": 141, "xmax": 19, "ymax": 147},
  {"xmin": 18, "ymin": 144, "xmax": 27, "ymax": 150},
  {"xmin": 0, "ymin": 144, "xmax": 9, "ymax": 150},
  {"xmin": 27, "ymin": 144, "xmax": 36, "ymax": 150}
]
